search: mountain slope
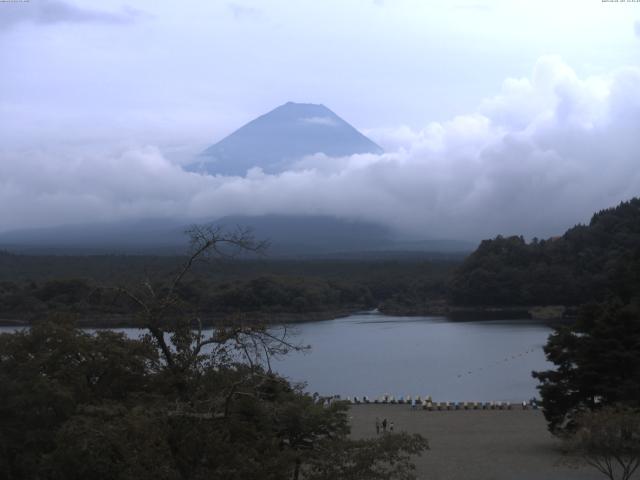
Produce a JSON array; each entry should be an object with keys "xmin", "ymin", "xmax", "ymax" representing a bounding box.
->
[
  {"xmin": 188, "ymin": 102, "xmax": 383, "ymax": 176},
  {"xmin": 0, "ymin": 218, "xmax": 189, "ymax": 254},
  {"xmin": 0, "ymin": 215, "xmax": 473, "ymax": 257},
  {"xmin": 0, "ymin": 216, "xmax": 393, "ymax": 256}
]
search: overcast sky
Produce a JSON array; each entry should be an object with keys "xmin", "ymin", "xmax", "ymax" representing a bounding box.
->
[{"xmin": 1, "ymin": 0, "xmax": 640, "ymax": 240}]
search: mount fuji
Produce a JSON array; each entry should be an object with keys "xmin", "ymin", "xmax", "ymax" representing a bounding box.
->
[{"xmin": 188, "ymin": 102, "xmax": 383, "ymax": 176}]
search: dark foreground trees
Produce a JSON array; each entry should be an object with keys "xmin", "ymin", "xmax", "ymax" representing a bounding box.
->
[
  {"xmin": 0, "ymin": 226, "xmax": 427, "ymax": 480},
  {"xmin": 533, "ymin": 300, "xmax": 640, "ymax": 480},
  {"xmin": 532, "ymin": 301, "xmax": 640, "ymax": 434}
]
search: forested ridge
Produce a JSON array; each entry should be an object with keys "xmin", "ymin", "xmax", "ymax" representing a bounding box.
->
[
  {"xmin": 450, "ymin": 198, "xmax": 640, "ymax": 307},
  {"xmin": 0, "ymin": 254, "xmax": 455, "ymax": 325}
]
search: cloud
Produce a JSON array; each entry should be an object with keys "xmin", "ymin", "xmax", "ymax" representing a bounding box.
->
[
  {"xmin": 2, "ymin": 57, "xmax": 640, "ymax": 242},
  {"xmin": 227, "ymin": 2, "xmax": 261, "ymax": 20},
  {"xmin": 300, "ymin": 116, "xmax": 339, "ymax": 127},
  {"xmin": 635, "ymin": 20, "xmax": 640, "ymax": 38},
  {"xmin": 0, "ymin": 0, "xmax": 146, "ymax": 29}
]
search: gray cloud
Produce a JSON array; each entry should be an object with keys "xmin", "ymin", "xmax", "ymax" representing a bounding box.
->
[
  {"xmin": 0, "ymin": 0, "xmax": 146, "ymax": 29},
  {"xmin": 1, "ymin": 57, "xmax": 639, "ymax": 241}
]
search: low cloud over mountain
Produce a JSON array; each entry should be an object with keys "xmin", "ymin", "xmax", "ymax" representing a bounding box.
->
[{"xmin": 1, "ymin": 57, "xmax": 639, "ymax": 241}]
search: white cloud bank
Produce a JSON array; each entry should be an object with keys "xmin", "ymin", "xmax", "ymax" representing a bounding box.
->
[{"xmin": 2, "ymin": 56, "xmax": 640, "ymax": 241}]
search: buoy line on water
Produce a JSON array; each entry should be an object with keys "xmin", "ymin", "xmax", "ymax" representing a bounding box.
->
[
  {"xmin": 455, "ymin": 345, "xmax": 541, "ymax": 380},
  {"xmin": 309, "ymin": 345, "xmax": 544, "ymax": 409}
]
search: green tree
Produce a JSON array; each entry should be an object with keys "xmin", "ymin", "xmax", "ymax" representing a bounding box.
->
[
  {"xmin": 532, "ymin": 301, "xmax": 640, "ymax": 434},
  {"xmin": 0, "ymin": 225, "xmax": 428, "ymax": 480},
  {"xmin": 0, "ymin": 319, "xmax": 159, "ymax": 478},
  {"xmin": 304, "ymin": 433, "xmax": 428, "ymax": 480}
]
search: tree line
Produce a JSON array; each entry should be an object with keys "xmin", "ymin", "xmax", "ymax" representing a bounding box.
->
[
  {"xmin": 449, "ymin": 198, "xmax": 640, "ymax": 307},
  {"xmin": 0, "ymin": 275, "xmax": 374, "ymax": 324},
  {"xmin": 0, "ymin": 254, "xmax": 455, "ymax": 324}
]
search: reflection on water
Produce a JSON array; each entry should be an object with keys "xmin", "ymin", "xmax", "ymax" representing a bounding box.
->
[{"xmin": 0, "ymin": 312, "xmax": 553, "ymax": 402}]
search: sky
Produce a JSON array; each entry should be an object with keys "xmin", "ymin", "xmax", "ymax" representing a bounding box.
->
[{"xmin": 1, "ymin": 0, "xmax": 640, "ymax": 240}]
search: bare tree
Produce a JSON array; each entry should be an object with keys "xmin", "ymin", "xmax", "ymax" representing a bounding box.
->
[
  {"xmin": 567, "ymin": 407, "xmax": 640, "ymax": 480},
  {"xmin": 114, "ymin": 224, "xmax": 304, "ymax": 375}
]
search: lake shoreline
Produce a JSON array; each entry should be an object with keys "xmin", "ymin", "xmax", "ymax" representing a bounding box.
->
[
  {"xmin": 380, "ymin": 303, "xmax": 578, "ymax": 322},
  {"xmin": 0, "ymin": 308, "xmax": 362, "ymax": 328},
  {"xmin": 0, "ymin": 304, "xmax": 575, "ymax": 328}
]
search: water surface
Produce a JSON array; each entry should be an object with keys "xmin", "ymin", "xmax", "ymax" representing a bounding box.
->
[
  {"xmin": 272, "ymin": 311, "xmax": 553, "ymax": 402},
  {"xmin": 0, "ymin": 312, "xmax": 553, "ymax": 402}
]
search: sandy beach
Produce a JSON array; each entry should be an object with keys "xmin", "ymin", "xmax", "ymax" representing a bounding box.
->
[{"xmin": 349, "ymin": 405, "xmax": 602, "ymax": 480}]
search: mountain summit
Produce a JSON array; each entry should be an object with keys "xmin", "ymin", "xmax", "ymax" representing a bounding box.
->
[{"xmin": 188, "ymin": 102, "xmax": 383, "ymax": 176}]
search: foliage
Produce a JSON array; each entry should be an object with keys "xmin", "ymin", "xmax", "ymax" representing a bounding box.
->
[
  {"xmin": 0, "ymin": 320, "xmax": 160, "ymax": 478},
  {"xmin": 0, "ymin": 225, "xmax": 428, "ymax": 479},
  {"xmin": 532, "ymin": 302, "xmax": 640, "ymax": 434},
  {"xmin": 304, "ymin": 433, "xmax": 429, "ymax": 480},
  {"xmin": 450, "ymin": 198, "xmax": 640, "ymax": 307},
  {"xmin": 567, "ymin": 407, "xmax": 640, "ymax": 480},
  {"xmin": 0, "ymin": 256, "xmax": 457, "ymax": 324}
]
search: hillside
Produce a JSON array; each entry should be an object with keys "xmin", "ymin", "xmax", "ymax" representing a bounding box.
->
[
  {"xmin": 449, "ymin": 198, "xmax": 640, "ymax": 307},
  {"xmin": 0, "ymin": 214, "xmax": 472, "ymax": 257}
]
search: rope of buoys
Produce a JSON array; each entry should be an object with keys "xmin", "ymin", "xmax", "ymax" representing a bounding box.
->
[
  {"xmin": 454, "ymin": 346, "xmax": 540, "ymax": 380},
  {"xmin": 312, "ymin": 345, "xmax": 544, "ymax": 410}
]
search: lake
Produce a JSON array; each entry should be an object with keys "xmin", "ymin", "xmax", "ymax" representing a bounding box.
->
[
  {"xmin": 273, "ymin": 311, "xmax": 553, "ymax": 402},
  {"xmin": 0, "ymin": 311, "xmax": 554, "ymax": 402}
]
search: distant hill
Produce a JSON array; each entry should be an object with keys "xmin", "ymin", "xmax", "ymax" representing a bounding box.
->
[
  {"xmin": 0, "ymin": 218, "xmax": 188, "ymax": 254},
  {"xmin": 449, "ymin": 198, "xmax": 640, "ymax": 306},
  {"xmin": 0, "ymin": 215, "xmax": 473, "ymax": 257},
  {"xmin": 188, "ymin": 102, "xmax": 383, "ymax": 176},
  {"xmin": 0, "ymin": 216, "xmax": 393, "ymax": 256},
  {"xmin": 214, "ymin": 215, "xmax": 393, "ymax": 255}
]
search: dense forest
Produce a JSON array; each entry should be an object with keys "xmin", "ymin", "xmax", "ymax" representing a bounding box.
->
[
  {"xmin": 449, "ymin": 198, "xmax": 640, "ymax": 308},
  {"xmin": 0, "ymin": 252, "xmax": 456, "ymax": 325}
]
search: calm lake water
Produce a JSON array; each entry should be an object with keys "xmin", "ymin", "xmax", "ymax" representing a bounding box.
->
[
  {"xmin": 273, "ymin": 311, "xmax": 553, "ymax": 402},
  {"xmin": 0, "ymin": 311, "xmax": 553, "ymax": 402}
]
